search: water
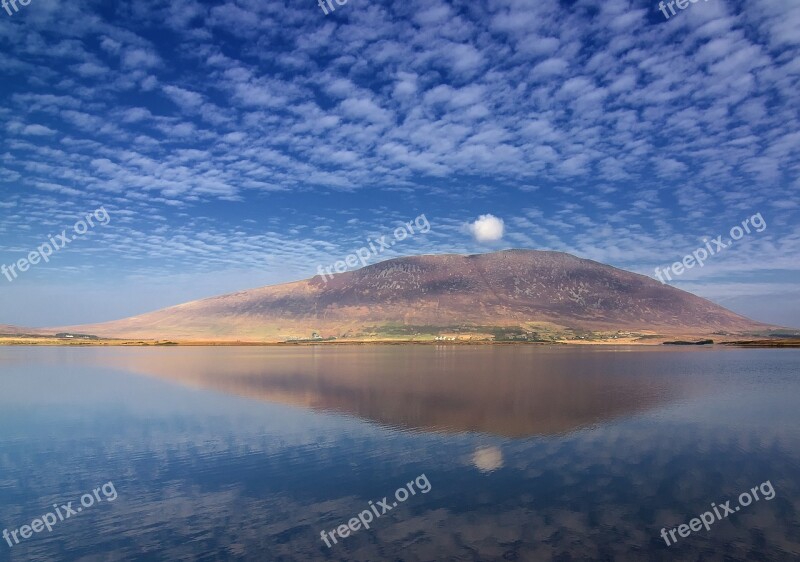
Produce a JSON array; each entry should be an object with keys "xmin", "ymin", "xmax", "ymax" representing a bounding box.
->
[{"xmin": 0, "ymin": 346, "xmax": 798, "ymax": 561}]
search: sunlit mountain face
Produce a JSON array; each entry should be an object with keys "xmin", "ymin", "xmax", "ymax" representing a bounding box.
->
[{"xmin": 61, "ymin": 250, "xmax": 776, "ymax": 341}]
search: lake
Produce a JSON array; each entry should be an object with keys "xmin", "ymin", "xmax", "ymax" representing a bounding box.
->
[{"xmin": 0, "ymin": 346, "xmax": 798, "ymax": 561}]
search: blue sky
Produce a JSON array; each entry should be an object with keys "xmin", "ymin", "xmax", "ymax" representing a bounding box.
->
[{"xmin": 0, "ymin": 0, "xmax": 798, "ymax": 327}]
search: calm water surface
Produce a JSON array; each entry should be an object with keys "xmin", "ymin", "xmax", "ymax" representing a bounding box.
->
[{"xmin": 0, "ymin": 346, "xmax": 798, "ymax": 561}]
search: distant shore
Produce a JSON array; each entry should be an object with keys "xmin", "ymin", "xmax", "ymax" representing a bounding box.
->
[{"xmin": 1, "ymin": 336, "xmax": 798, "ymax": 348}]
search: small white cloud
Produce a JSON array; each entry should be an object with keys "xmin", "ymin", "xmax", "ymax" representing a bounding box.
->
[
  {"xmin": 162, "ymin": 85, "xmax": 204, "ymax": 109},
  {"xmin": 468, "ymin": 214, "xmax": 505, "ymax": 242},
  {"xmin": 140, "ymin": 75, "xmax": 158, "ymax": 91},
  {"xmin": 21, "ymin": 124, "xmax": 57, "ymax": 136},
  {"xmin": 121, "ymin": 48, "xmax": 161, "ymax": 69}
]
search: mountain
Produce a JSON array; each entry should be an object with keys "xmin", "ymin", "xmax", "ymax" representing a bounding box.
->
[
  {"xmin": 59, "ymin": 250, "xmax": 774, "ymax": 341},
  {"xmin": 0, "ymin": 324, "xmax": 47, "ymax": 336}
]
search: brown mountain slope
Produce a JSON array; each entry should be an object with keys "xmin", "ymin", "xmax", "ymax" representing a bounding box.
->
[
  {"xmin": 0, "ymin": 324, "xmax": 47, "ymax": 336},
  {"xmin": 62, "ymin": 249, "xmax": 774, "ymax": 341}
]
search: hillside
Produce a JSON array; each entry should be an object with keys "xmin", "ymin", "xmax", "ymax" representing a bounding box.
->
[{"xmin": 55, "ymin": 250, "xmax": 775, "ymax": 342}]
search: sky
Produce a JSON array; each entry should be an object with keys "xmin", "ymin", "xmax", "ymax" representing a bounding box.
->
[{"xmin": 0, "ymin": 0, "xmax": 798, "ymax": 328}]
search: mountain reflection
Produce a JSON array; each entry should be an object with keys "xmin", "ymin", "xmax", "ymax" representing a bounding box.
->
[{"xmin": 99, "ymin": 345, "xmax": 688, "ymax": 437}]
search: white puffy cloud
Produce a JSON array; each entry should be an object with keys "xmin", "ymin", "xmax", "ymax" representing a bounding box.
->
[{"xmin": 468, "ymin": 214, "xmax": 505, "ymax": 243}]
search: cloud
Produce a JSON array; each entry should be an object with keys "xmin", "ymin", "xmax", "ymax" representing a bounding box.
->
[
  {"xmin": 21, "ymin": 124, "xmax": 57, "ymax": 136},
  {"xmin": 467, "ymin": 214, "xmax": 505, "ymax": 243},
  {"xmin": 162, "ymin": 85, "xmax": 205, "ymax": 110},
  {"xmin": 121, "ymin": 48, "xmax": 162, "ymax": 69}
]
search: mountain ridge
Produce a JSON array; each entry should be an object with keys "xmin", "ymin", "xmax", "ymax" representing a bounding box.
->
[{"xmin": 52, "ymin": 249, "xmax": 776, "ymax": 342}]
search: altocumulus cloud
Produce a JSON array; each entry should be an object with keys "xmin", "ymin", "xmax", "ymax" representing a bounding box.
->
[
  {"xmin": 0, "ymin": 0, "xmax": 798, "ymax": 327},
  {"xmin": 468, "ymin": 214, "xmax": 505, "ymax": 243}
]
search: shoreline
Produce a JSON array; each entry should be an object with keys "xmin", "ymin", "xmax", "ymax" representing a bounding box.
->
[{"xmin": 1, "ymin": 337, "xmax": 798, "ymax": 348}]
